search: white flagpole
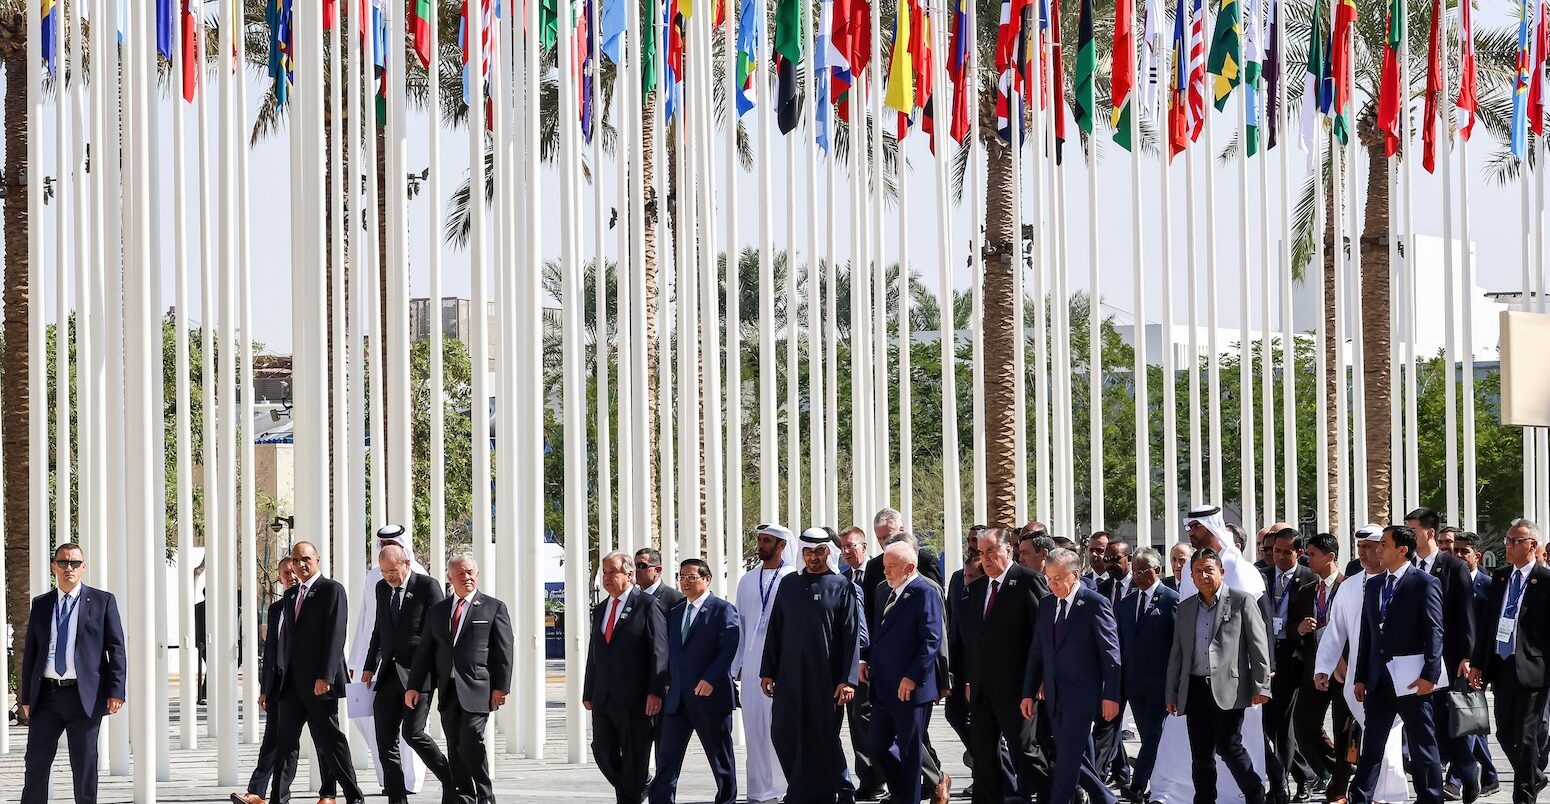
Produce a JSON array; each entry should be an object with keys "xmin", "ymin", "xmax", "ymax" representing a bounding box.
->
[
  {"xmin": 970, "ymin": 63, "xmax": 988, "ymax": 524},
  {"xmin": 724, "ymin": 0, "xmax": 746, "ymax": 584},
  {"xmin": 492, "ymin": 0, "xmax": 519, "ymax": 746},
  {"xmin": 1312, "ymin": 124, "xmax": 1329, "ymax": 533},
  {"xmin": 1030, "ymin": 23, "xmax": 1052, "ymax": 527},
  {"xmin": 25, "ymin": 0, "xmax": 46, "ymax": 604},
  {"xmin": 1203, "ymin": 72, "xmax": 1223, "ymax": 507},
  {"xmin": 696, "ymin": 1, "xmax": 725, "ymax": 586},
  {"xmin": 1185, "ymin": 135, "xmax": 1203, "ymax": 509},
  {"xmin": 1130, "ymin": 2, "xmax": 1152, "ymax": 544},
  {"xmin": 1087, "ymin": 126, "xmax": 1104, "ymax": 532},
  {"xmin": 428, "ymin": 0, "xmax": 449, "ymax": 593},
  {"xmin": 1276, "ymin": 0, "xmax": 1296, "ymax": 526},
  {"xmin": 215, "ymin": 0, "xmax": 239, "ymax": 775},
  {"xmin": 470, "ymin": 0, "xmax": 494, "ymax": 579},
  {"xmin": 679, "ymin": 29, "xmax": 702, "ymax": 562},
  {"xmin": 327, "ymin": 0, "xmax": 355, "ymax": 676},
  {"xmin": 1331, "ymin": 108, "xmax": 1349, "ymax": 532},
  {"xmin": 656, "ymin": 7, "xmax": 677, "ymax": 570},
  {"xmin": 235, "ymin": 0, "xmax": 259, "ymax": 746},
  {"xmin": 386, "ymin": 0, "xmax": 414, "ymax": 535},
  {"xmin": 1345, "ymin": 66, "xmax": 1366, "ymax": 525},
  {"xmin": 52, "ymin": 0, "xmax": 71, "ymax": 554},
  {"xmin": 805, "ymin": 0, "xmax": 826, "ymax": 528},
  {"xmin": 851, "ymin": 92, "xmax": 872, "ymax": 526},
  {"xmin": 1403, "ymin": 51, "xmax": 1421, "ymax": 515},
  {"xmin": 1439, "ymin": 0, "xmax": 1460, "ymax": 525},
  {"xmin": 1052, "ymin": 46, "xmax": 1076, "ymax": 535},
  {"xmin": 760, "ymin": 0, "xmax": 779, "ymax": 524},
  {"xmin": 520, "ymin": 0, "xmax": 549, "ymax": 753},
  {"xmin": 933, "ymin": 0, "xmax": 963, "ymax": 570},
  {"xmin": 363, "ymin": 2, "xmax": 387, "ymax": 537},
  {"xmin": 787, "ymin": 131, "xmax": 803, "ymax": 530},
  {"xmin": 1159, "ymin": 7, "xmax": 1179, "ymax": 544},
  {"xmin": 1256, "ymin": 0, "xmax": 1275, "ymax": 525},
  {"xmin": 899, "ymin": 136, "xmax": 913, "ymax": 528},
  {"xmin": 560, "ymin": 0, "xmax": 592, "ymax": 763},
  {"xmin": 1236, "ymin": 3, "xmax": 1257, "ymax": 531},
  {"xmin": 825, "ymin": 157, "xmax": 840, "ymax": 528},
  {"xmin": 170, "ymin": 0, "xmax": 197, "ymax": 751},
  {"xmin": 593, "ymin": 1, "xmax": 614, "ymax": 559},
  {"xmin": 871, "ymin": 0, "xmax": 890, "ymax": 514},
  {"xmin": 1013, "ymin": 106, "xmax": 1030, "ymax": 526},
  {"xmin": 1459, "ymin": 93, "xmax": 1477, "ymax": 535},
  {"xmin": 192, "ymin": 0, "xmax": 220, "ymax": 754},
  {"xmin": 632, "ymin": 0, "xmax": 655, "ymax": 561},
  {"xmin": 1523, "ymin": 160, "xmax": 1535, "ymax": 521},
  {"xmin": 616, "ymin": 18, "xmax": 637, "ymax": 568}
]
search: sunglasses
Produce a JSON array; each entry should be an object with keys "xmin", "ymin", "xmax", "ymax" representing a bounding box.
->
[
  {"xmin": 635, "ymin": 562, "xmax": 661, "ymax": 570},
  {"xmin": 53, "ymin": 559, "xmax": 83, "ymax": 570},
  {"xmin": 1102, "ymin": 555, "xmax": 1123, "ymax": 563}
]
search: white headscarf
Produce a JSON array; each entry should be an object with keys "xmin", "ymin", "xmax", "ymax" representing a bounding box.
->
[
  {"xmin": 348, "ymin": 525, "xmax": 429, "ymax": 672},
  {"xmin": 799, "ymin": 527, "xmax": 842, "ymax": 574},
  {"xmin": 1180, "ymin": 505, "xmax": 1266, "ymax": 599},
  {"xmin": 757, "ymin": 522, "xmax": 802, "ymax": 570},
  {"xmin": 374, "ymin": 525, "xmax": 428, "ymax": 576}
]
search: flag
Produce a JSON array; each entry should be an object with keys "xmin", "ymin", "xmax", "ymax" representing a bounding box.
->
[
  {"xmin": 1044, "ymin": 0, "xmax": 1069, "ymax": 158},
  {"xmin": 886, "ymin": 0, "xmax": 916, "ymax": 117},
  {"xmin": 1376, "ymin": 0, "xmax": 1402, "ymax": 156},
  {"xmin": 599, "ymin": 0, "xmax": 626, "ymax": 61},
  {"xmin": 1264, "ymin": 0, "xmax": 1280, "ymax": 149},
  {"xmin": 831, "ymin": 0, "xmax": 871, "ymax": 120},
  {"xmin": 1071, "ymin": 0, "xmax": 1095, "ymax": 136},
  {"xmin": 1330, "ymin": 0, "xmax": 1356, "ymax": 145},
  {"xmin": 736, "ymin": 0, "xmax": 761, "ymax": 116},
  {"xmin": 664, "ymin": 0, "xmax": 685, "ymax": 120},
  {"xmin": 1243, "ymin": 0, "xmax": 1261, "ymax": 155},
  {"xmin": 41, "ymin": 0, "xmax": 57, "ymax": 74},
  {"xmin": 541, "ymin": 0, "xmax": 558, "ymax": 48},
  {"xmin": 580, "ymin": 0, "xmax": 595, "ymax": 142},
  {"xmin": 181, "ymin": 0, "xmax": 198, "ymax": 101},
  {"xmin": 915, "ymin": 1, "xmax": 936, "ymax": 143},
  {"xmin": 372, "ymin": 0, "xmax": 389, "ymax": 124},
  {"xmin": 1186, "ymin": 0, "xmax": 1205, "ymax": 132},
  {"xmin": 1111, "ymin": 0, "xmax": 1136, "ymax": 150},
  {"xmin": 1457, "ymin": 0, "xmax": 1477, "ymax": 139},
  {"xmin": 816, "ymin": 0, "xmax": 833, "ymax": 148},
  {"xmin": 1168, "ymin": 0, "xmax": 1190, "ymax": 157},
  {"xmin": 948, "ymin": 0, "xmax": 971, "ymax": 142},
  {"xmin": 267, "ymin": 0, "xmax": 295, "ymax": 107},
  {"xmin": 774, "ymin": 0, "xmax": 802, "ymax": 133},
  {"xmin": 1531, "ymin": 0, "xmax": 1547, "ymax": 135},
  {"xmin": 158, "ymin": 0, "xmax": 175, "ymax": 59},
  {"xmin": 1420, "ymin": 0, "xmax": 1442, "ymax": 171},
  {"xmin": 1206, "ymin": 0, "xmax": 1240, "ymax": 110},
  {"xmin": 1298, "ymin": 0, "xmax": 1321, "ymax": 152},
  {"xmin": 460, "ymin": 0, "xmax": 495, "ymax": 109},
  {"xmin": 409, "ymin": 0, "xmax": 434, "ymax": 67},
  {"xmin": 1141, "ymin": 0, "xmax": 1161, "ymax": 118},
  {"xmin": 1513, "ymin": 0, "xmax": 1532, "ymax": 159},
  {"xmin": 994, "ymin": 0, "xmax": 1035, "ymax": 143}
]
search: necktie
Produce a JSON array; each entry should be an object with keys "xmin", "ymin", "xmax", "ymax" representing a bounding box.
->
[
  {"xmin": 603, "ymin": 597, "xmax": 620, "ymax": 643},
  {"xmin": 1499, "ymin": 571, "xmax": 1526, "ymax": 659},
  {"xmin": 452, "ymin": 597, "xmax": 468, "ymax": 641},
  {"xmin": 1380, "ymin": 573, "xmax": 1398, "ymax": 621},
  {"xmin": 855, "ymin": 568, "xmax": 864, "ymax": 586},
  {"xmin": 1137, "ymin": 590, "xmax": 1147, "ymax": 621},
  {"xmin": 985, "ymin": 580, "xmax": 1000, "ymax": 617},
  {"xmin": 682, "ymin": 603, "xmax": 694, "ymax": 644},
  {"xmin": 1316, "ymin": 581, "xmax": 1329, "ymax": 627},
  {"xmin": 389, "ymin": 586, "xmax": 403, "ymax": 623},
  {"xmin": 54, "ymin": 593, "xmax": 77, "ymax": 675},
  {"xmin": 294, "ymin": 584, "xmax": 306, "ymax": 618},
  {"xmin": 1055, "ymin": 598, "xmax": 1069, "ymax": 642},
  {"xmin": 884, "ymin": 588, "xmax": 900, "ymax": 616}
]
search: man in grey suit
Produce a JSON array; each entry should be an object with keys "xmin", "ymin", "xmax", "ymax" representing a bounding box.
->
[{"xmin": 1166, "ymin": 548, "xmax": 1272, "ymax": 804}]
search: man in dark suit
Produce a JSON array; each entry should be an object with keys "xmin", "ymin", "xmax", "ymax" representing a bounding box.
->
[
  {"xmin": 838, "ymin": 525, "xmax": 885, "ymax": 800},
  {"xmin": 1469, "ymin": 520, "xmax": 1550, "ymax": 804},
  {"xmin": 1349, "ymin": 525, "xmax": 1446, "ymax": 804},
  {"xmin": 1165, "ymin": 544, "xmax": 1193, "ymax": 592},
  {"xmin": 1262, "ymin": 527, "xmax": 1319, "ymax": 804},
  {"xmin": 1165, "ymin": 548, "xmax": 1272, "ymax": 804},
  {"xmin": 650, "ymin": 558, "xmax": 740, "ymax": 804},
  {"xmin": 1405, "ymin": 507, "xmax": 1480, "ymax": 800},
  {"xmin": 865, "ymin": 542, "xmax": 945, "ymax": 804},
  {"xmin": 406, "ymin": 553, "xmax": 514, "ymax": 804},
  {"xmin": 636, "ymin": 547, "xmax": 686, "ymax": 612},
  {"xmin": 1094, "ymin": 540, "xmax": 1134, "ymax": 790},
  {"xmin": 1451, "ymin": 532, "xmax": 1500, "ymax": 797},
  {"xmin": 1020, "ymin": 547, "xmax": 1122, "ymax": 804},
  {"xmin": 943, "ymin": 525, "xmax": 987, "ymax": 799},
  {"xmin": 1081, "ymin": 532, "xmax": 1112, "ymax": 588},
  {"xmin": 1289, "ymin": 533, "xmax": 1345, "ymax": 795},
  {"xmin": 583, "ymin": 551, "xmax": 668, "ymax": 804},
  {"xmin": 19, "ymin": 543, "xmax": 126, "ymax": 804},
  {"xmin": 233, "ymin": 557, "xmax": 325, "ymax": 804},
  {"xmin": 361, "ymin": 544, "xmax": 452, "ymax": 804},
  {"xmin": 955, "ymin": 528, "xmax": 1048, "ymax": 804},
  {"xmin": 267, "ymin": 541, "xmax": 365, "ymax": 804},
  {"xmin": 1115, "ymin": 547, "xmax": 1178, "ymax": 802}
]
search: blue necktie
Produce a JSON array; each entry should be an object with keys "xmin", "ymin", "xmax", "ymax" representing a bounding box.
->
[
  {"xmin": 1379, "ymin": 573, "xmax": 1398, "ymax": 622},
  {"xmin": 1499, "ymin": 572, "xmax": 1525, "ymax": 660},
  {"xmin": 389, "ymin": 586, "xmax": 403, "ymax": 623},
  {"xmin": 54, "ymin": 593, "xmax": 77, "ymax": 675}
]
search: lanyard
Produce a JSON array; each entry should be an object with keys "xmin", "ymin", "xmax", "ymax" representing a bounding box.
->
[{"xmin": 56, "ymin": 593, "xmax": 77, "ymax": 632}]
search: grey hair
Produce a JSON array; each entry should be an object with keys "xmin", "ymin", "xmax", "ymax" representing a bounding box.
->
[
  {"xmin": 1169, "ymin": 543, "xmax": 1196, "ymax": 558},
  {"xmin": 598, "ymin": 551, "xmax": 632, "ymax": 572},
  {"xmin": 446, "ymin": 552, "xmax": 479, "ymax": 571},
  {"xmin": 1046, "ymin": 547, "xmax": 1081, "ymax": 576},
  {"xmin": 885, "ymin": 531, "xmax": 919, "ymax": 548},
  {"xmin": 874, "ymin": 507, "xmax": 905, "ymax": 529},
  {"xmin": 883, "ymin": 541, "xmax": 919, "ymax": 567},
  {"xmin": 1133, "ymin": 546, "xmax": 1163, "ymax": 570},
  {"xmin": 378, "ymin": 543, "xmax": 410, "ymax": 564},
  {"xmin": 1510, "ymin": 519, "xmax": 1543, "ymax": 543}
]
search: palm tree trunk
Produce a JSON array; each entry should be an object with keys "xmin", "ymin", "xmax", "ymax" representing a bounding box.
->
[
  {"xmin": 978, "ymin": 79, "xmax": 1019, "ymax": 526},
  {"xmin": 1322, "ymin": 148, "xmax": 1341, "ymax": 535},
  {"xmin": 1357, "ymin": 113, "xmax": 1392, "ymax": 523},
  {"xmin": 2, "ymin": 40, "xmax": 33, "ymax": 667}
]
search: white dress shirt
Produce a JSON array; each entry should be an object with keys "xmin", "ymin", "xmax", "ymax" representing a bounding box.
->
[
  {"xmin": 683, "ymin": 590, "xmax": 712, "ymax": 630},
  {"xmin": 45, "ymin": 587, "xmax": 82, "ymax": 681},
  {"xmin": 983, "ymin": 568, "xmax": 1010, "ymax": 617},
  {"xmin": 451, "ymin": 589, "xmax": 481, "ymax": 642}
]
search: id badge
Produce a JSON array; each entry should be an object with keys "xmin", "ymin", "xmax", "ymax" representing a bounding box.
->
[
  {"xmin": 1497, "ymin": 616, "xmax": 1517, "ymax": 644},
  {"xmin": 1273, "ymin": 617, "xmax": 1285, "ymax": 636}
]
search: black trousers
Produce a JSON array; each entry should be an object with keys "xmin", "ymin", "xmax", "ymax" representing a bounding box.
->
[
  {"xmin": 1183, "ymin": 677, "xmax": 1265, "ymax": 804},
  {"xmin": 1349, "ymin": 679, "xmax": 1443, "ymax": 804},
  {"xmin": 593, "ymin": 703, "xmax": 653, "ymax": 804},
  {"xmin": 269, "ymin": 682, "xmax": 363, "ymax": 803},
  {"xmin": 1265, "ymin": 652, "xmax": 1315, "ymax": 795},
  {"xmin": 21, "ymin": 682, "xmax": 103, "ymax": 804},
  {"xmin": 247, "ymin": 692, "xmax": 326, "ymax": 803},
  {"xmin": 970, "ymin": 692, "xmax": 1047, "ymax": 804},
  {"xmin": 1493, "ymin": 666, "xmax": 1549, "ymax": 804},
  {"xmin": 442, "ymin": 697, "xmax": 494, "ymax": 804},
  {"xmin": 1126, "ymin": 693, "xmax": 1166, "ymax": 795},
  {"xmin": 1092, "ymin": 706, "xmax": 1130, "ymax": 786},
  {"xmin": 847, "ymin": 680, "xmax": 885, "ymax": 793},
  {"xmin": 373, "ymin": 670, "xmax": 453, "ymax": 799},
  {"xmin": 1295, "ymin": 679, "xmax": 1352, "ymax": 800}
]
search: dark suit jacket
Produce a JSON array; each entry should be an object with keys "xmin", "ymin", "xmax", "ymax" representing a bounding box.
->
[
  {"xmin": 276, "ymin": 576, "xmax": 350, "ymax": 698},
  {"xmin": 19, "ymin": 585, "xmax": 126, "ymax": 717},
  {"xmin": 1262, "ymin": 564, "xmax": 1318, "ymax": 655},
  {"xmin": 1472, "ymin": 563, "xmax": 1550, "ymax": 688},
  {"xmin": 649, "ymin": 582, "xmax": 687, "ymax": 612},
  {"xmin": 1162, "ymin": 577, "xmax": 1180, "ymax": 592},
  {"xmin": 1287, "ymin": 573, "xmax": 1344, "ymax": 676},
  {"xmin": 1419, "ymin": 550, "xmax": 1477, "ymax": 671},
  {"xmin": 866, "ymin": 576, "xmax": 944, "ymax": 705},
  {"xmin": 664, "ymin": 594, "xmax": 741, "ymax": 714},
  {"xmin": 1023, "ymin": 587, "xmax": 1122, "ymax": 712},
  {"xmin": 261, "ymin": 598, "xmax": 286, "ymax": 696},
  {"xmin": 860, "ymin": 548, "xmax": 943, "ymax": 625},
  {"xmin": 1354, "ymin": 567, "xmax": 1444, "ymax": 692},
  {"xmin": 582, "ymin": 587, "xmax": 668, "ymax": 709},
  {"xmin": 407, "ymin": 591, "xmax": 515, "ymax": 714},
  {"xmin": 951, "ymin": 565, "xmax": 1047, "ymax": 703},
  {"xmin": 1115, "ymin": 583, "xmax": 1178, "ymax": 704},
  {"xmin": 364, "ymin": 572, "xmax": 446, "ymax": 681}
]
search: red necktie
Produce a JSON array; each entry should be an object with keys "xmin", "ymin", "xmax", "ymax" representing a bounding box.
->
[
  {"xmin": 294, "ymin": 585, "xmax": 306, "ymax": 618},
  {"xmin": 451, "ymin": 598, "xmax": 467, "ymax": 639},
  {"xmin": 985, "ymin": 579, "xmax": 1000, "ymax": 617},
  {"xmin": 1316, "ymin": 581, "xmax": 1329, "ymax": 627},
  {"xmin": 605, "ymin": 597, "xmax": 621, "ymax": 644}
]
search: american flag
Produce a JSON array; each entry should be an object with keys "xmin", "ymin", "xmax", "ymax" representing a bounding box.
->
[{"xmin": 1180, "ymin": 0, "xmax": 1206, "ymax": 143}]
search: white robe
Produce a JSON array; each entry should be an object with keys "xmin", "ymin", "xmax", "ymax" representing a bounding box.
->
[
  {"xmin": 346, "ymin": 551, "xmax": 432, "ymax": 794},
  {"xmin": 1150, "ymin": 537, "xmax": 1269, "ymax": 804},
  {"xmin": 734, "ymin": 562, "xmax": 796, "ymax": 804},
  {"xmin": 1312, "ymin": 572, "xmax": 1410, "ymax": 803}
]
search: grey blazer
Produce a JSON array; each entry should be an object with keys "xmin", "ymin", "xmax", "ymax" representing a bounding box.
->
[{"xmin": 1165, "ymin": 586, "xmax": 1272, "ymax": 713}]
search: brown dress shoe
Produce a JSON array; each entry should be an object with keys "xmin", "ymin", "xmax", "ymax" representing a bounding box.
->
[
  {"xmin": 932, "ymin": 772, "xmax": 951, "ymax": 804},
  {"xmin": 229, "ymin": 795, "xmax": 264, "ymax": 804},
  {"xmin": 316, "ymin": 798, "xmax": 336, "ymax": 804}
]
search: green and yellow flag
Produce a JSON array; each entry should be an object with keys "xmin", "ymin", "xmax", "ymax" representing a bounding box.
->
[{"xmin": 1207, "ymin": 0, "xmax": 1241, "ymax": 111}]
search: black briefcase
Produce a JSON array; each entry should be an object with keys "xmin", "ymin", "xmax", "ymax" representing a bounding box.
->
[{"xmin": 1443, "ymin": 682, "xmax": 1491, "ymax": 738}]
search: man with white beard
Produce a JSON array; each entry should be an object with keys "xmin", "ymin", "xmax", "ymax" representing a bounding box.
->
[
  {"xmin": 734, "ymin": 524, "xmax": 799, "ymax": 804},
  {"xmin": 346, "ymin": 526, "xmax": 430, "ymax": 796}
]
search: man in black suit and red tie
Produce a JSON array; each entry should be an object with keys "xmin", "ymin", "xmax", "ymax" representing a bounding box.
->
[
  {"xmin": 268, "ymin": 541, "xmax": 365, "ymax": 804},
  {"xmin": 361, "ymin": 542, "xmax": 452, "ymax": 804},
  {"xmin": 1469, "ymin": 519, "xmax": 1550, "ymax": 804},
  {"xmin": 19, "ymin": 543, "xmax": 126, "ymax": 804},
  {"xmin": 406, "ymin": 553, "xmax": 514, "ymax": 804},
  {"xmin": 584, "ymin": 551, "xmax": 668, "ymax": 804}
]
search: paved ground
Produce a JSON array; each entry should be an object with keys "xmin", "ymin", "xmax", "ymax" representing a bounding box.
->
[{"xmin": 0, "ymin": 664, "xmax": 1526, "ymax": 802}]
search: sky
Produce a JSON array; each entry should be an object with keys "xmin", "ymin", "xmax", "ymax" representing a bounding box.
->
[{"xmin": 14, "ymin": 1, "xmax": 1546, "ymax": 357}]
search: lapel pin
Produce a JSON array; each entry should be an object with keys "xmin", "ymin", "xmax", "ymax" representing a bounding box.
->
[{"xmin": 813, "ymin": 593, "xmax": 821, "ymax": 601}]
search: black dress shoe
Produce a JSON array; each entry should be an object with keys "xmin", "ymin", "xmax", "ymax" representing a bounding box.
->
[
  {"xmin": 1293, "ymin": 783, "xmax": 1312, "ymax": 802},
  {"xmin": 1480, "ymin": 779, "xmax": 1501, "ymax": 796},
  {"xmin": 855, "ymin": 787, "xmax": 887, "ymax": 801}
]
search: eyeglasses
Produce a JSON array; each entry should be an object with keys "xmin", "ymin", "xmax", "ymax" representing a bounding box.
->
[
  {"xmin": 53, "ymin": 559, "xmax": 83, "ymax": 570},
  {"xmin": 1506, "ymin": 537, "xmax": 1537, "ymax": 546},
  {"xmin": 635, "ymin": 562, "xmax": 658, "ymax": 570},
  {"xmin": 1135, "ymin": 565, "xmax": 1158, "ymax": 575},
  {"xmin": 1102, "ymin": 555, "xmax": 1123, "ymax": 563},
  {"xmin": 676, "ymin": 573, "xmax": 708, "ymax": 581}
]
